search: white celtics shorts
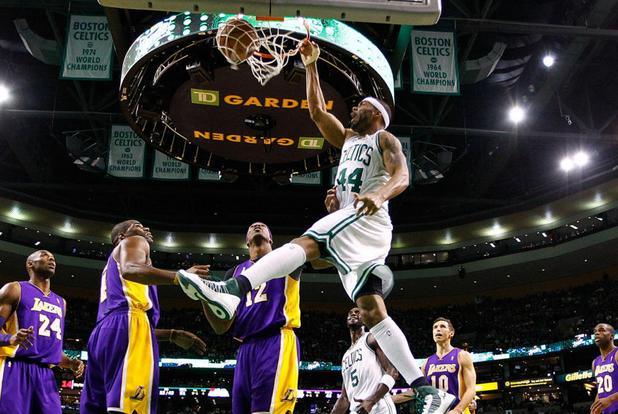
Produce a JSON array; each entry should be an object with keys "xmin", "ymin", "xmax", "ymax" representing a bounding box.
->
[
  {"xmin": 351, "ymin": 396, "xmax": 396, "ymax": 414},
  {"xmin": 303, "ymin": 204, "xmax": 394, "ymax": 301}
]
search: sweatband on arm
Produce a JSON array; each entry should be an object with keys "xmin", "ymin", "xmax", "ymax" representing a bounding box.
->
[{"xmin": 380, "ymin": 374, "xmax": 396, "ymax": 390}]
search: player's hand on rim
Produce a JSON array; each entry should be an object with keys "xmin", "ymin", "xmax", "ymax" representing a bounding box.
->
[
  {"xmin": 186, "ymin": 265, "xmax": 210, "ymax": 278},
  {"xmin": 10, "ymin": 326, "xmax": 34, "ymax": 349},
  {"xmin": 170, "ymin": 330, "xmax": 207, "ymax": 356},
  {"xmin": 353, "ymin": 192, "xmax": 385, "ymax": 216}
]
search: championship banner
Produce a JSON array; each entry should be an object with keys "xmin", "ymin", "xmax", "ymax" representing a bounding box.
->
[
  {"xmin": 61, "ymin": 15, "xmax": 113, "ymax": 80},
  {"xmin": 107, "ymin": 125, "xmax": 145, "ymax": 178},
  {"xmin": 397, "ymin": 136, "xmax": 413, "ymax": 184},
  {"xmin": 198, "ymin": 168, "xmax": 221, "ymax": 181},
  {"xmin": 411, "ymin": 30, "xmax": 459, "ymax": 95},
  {"xmin": 152, "ymin": 151, "xmax": 190, "ymax": 180},
  {"xmin": 291, "ymin": 171, "xmax": 322, "ymax": 186}
]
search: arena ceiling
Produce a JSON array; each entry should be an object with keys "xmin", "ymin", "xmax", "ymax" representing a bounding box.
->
[{"xmin": 0, "ymin": 0, "xmax": 617, "ymax": 236}]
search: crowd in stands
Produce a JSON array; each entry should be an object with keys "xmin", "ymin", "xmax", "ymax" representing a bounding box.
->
[{"xmin": 63, "ymin": 278, "xmax": 618, "ymax": 362}]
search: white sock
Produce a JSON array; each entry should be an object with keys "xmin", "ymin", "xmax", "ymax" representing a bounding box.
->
[
  {"xmin": 369, "ymin": 316, "xmax": 424, "ymax": 385},
  {"xmin": 242, "ymin": 243, "xmax": 307, "ymax": 289}
]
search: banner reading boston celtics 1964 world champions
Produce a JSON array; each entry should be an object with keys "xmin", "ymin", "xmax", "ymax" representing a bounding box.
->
[
  {"xmin": 411, "ymin": 30, "xmax": 459, "ymax": 95},
  {"xmin": 61, "ymin": 15, "xmax": 113, "ymax": 80},
  {"xmin": 107, "ymin": 125, "xmax": 145, "ymax": 178}
]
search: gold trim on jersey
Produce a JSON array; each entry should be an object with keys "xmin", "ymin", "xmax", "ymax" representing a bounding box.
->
[
  {"xmin": 116, "ymin": 259, "xmax": 153, "ymax": 312},
  {"xmin": 282, "ymin": 275, "xmax": 300, "ymax": 329}
]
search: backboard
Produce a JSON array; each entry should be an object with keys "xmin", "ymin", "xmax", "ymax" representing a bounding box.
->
[{"xmin": 98, "ymin": 0, "xmax": 442, "ymax": 25}]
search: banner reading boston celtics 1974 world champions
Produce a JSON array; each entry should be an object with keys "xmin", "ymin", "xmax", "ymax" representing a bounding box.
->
[
  {"xmin": 411, "ymin": 30, "xmax": 459, "ymax": 95},
  {"xmin": 61, "ymin": 15, "xmax": 113, "ymax": 80}
]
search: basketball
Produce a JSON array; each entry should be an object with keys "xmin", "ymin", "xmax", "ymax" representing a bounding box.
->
[{"xmin": 216, "ymin": 18, "xmax": 259, "ymax": 64}]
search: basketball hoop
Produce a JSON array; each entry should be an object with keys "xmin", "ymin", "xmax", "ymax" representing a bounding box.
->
[{"xmin": 216, "ymin": 18, "xmax": 310, "ymax": 86}]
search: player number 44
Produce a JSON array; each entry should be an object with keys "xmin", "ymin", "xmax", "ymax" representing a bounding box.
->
[
  {"xmin": 337, "ymin": 167, "xmax": 364, "ymax": 193},
  {"xmin": 38, "ymin": 314, "xmax": 62, "ymax": 340}
]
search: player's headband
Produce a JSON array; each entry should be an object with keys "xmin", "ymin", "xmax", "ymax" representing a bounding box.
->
[{"xmin": 361, "ymin": 97, "xmax": 390, "ymax": 128}]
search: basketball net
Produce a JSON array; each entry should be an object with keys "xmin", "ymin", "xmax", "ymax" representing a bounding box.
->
[{"xmin": 217, "ymin": 18, "xmax": 310, "ymax": 86}]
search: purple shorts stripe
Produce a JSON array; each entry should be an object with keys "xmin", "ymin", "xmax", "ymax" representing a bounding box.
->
[
  {"xmin": 232, "ymin": 329, "xmax": 299, "ymax": 414},
  {"xmin": 0, "ymin": 357, "xmax": 61, "ymax": 414}
]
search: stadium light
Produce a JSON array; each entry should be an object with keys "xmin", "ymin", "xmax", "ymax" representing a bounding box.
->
[
  {"xmin": 542, "ymin": 55, "xmax": 555, "ymax": 68},
  {"xmin": 0, "ymin": 84, "xmax": 10, "ymax": 104},
  {"xmin": 508, "ymin": 106, "xmax": 525, "ymax": 124},
  {"xmin": 560, "ymin": 157, "xmax": 574, "ymax": 172},
  {"xmin": 573, "ymin": 151, "xmax": 589, "ymax": 167}
]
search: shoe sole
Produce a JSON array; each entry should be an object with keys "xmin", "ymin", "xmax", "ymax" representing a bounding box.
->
[{"xmin": 178, "ymin": 273, "xmax": 234, "ymax": 320}]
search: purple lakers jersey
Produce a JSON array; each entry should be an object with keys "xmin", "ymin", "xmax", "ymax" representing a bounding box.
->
[
  {"xmin": 228, "ymin": 259, "xmax": 300, "ymax": 341},
  {"xmin": 424, "ymin": 348, "xmax": 463, "ymax": 404},
  {"xmin": 0, "ymin": 281, "xmax": 65, "ymax": 365},
  {"xmin": 593, "ymin": 348, "xmax": 618, "ymax": 413},
  {"xmin": 96, "ymin": 253, "xmax": 160, "ymax": 326}
]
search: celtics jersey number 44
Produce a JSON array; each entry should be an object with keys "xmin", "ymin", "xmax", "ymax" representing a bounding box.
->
[{"xmin": 335, "ymin": 131, "xmax": 390, "ymax": 212}]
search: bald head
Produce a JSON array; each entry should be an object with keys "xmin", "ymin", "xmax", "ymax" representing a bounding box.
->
[
  {"xmin": 111, "ymin": 220, "xmax": 139, "ymax": 246},
  {"xmin": 594, "ymin": 323, "xmax": 616, "ymax": 349},
  {"xmin": 26, "ymin": 250, "xmax": 56, "ymax": 279}
]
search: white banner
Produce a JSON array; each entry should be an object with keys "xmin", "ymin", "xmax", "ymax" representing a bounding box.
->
[
  {"xmin": 107, "ymin": 125, "xmax": 145, "ymax": 178},
  {"xmin": 152, "ymin": 151, "xmax": 190, "ymax": 180},
  {"xmin": 397, "ymin": 136, "xmax": 413, "ymax": 184},
  {"xmin": 411, "ymin": 30, "xmax": 459, "ymax": 95},
  {"xmin": 291, "ymin": 171, "xmax": 322, "ymax": 186},
  {"xmin": 61, "ymin": 15, "xmax": 113, "ymax": 80},
  {"xmin": 198, "ymin": 168, "xmax": 221, "ymax": 181}
]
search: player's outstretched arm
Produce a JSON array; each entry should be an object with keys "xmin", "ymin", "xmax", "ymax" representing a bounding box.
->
[
  {"xmin": 156, "ymin": 329, "xmax": 207, "ymax": 355},
  {"xmin": 301, "ymin": 40, "xmax": 351, "ymax": 149},
  {"xmin": 353, "ymin": 131, "xmax": 409, "ymax": 216},
  {"xmin": 450, "ymin": 351, "xmax": 477, "ymax": 414},
  {"xmin": 330, "ymin": 385, "xmax": 350, "ymax": 414},
  {"xmin": 119, "ymin": 236, "xmax": 209, "ymax": 285}
]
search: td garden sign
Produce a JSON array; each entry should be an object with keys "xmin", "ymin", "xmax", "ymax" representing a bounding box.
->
[
  {"xmin": 118, "ymin": 13, "xmax": 394, "ymax": 177},
  {"xmin": 168, "ymin": 66, "xmax": 347, "ymax": 164}
]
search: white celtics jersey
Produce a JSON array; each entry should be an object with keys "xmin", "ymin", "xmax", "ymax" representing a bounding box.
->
[
  {"xmin": 342, "ymin": 332, "xmax": 394, "ymax": 414},
  {"xmin": 335, "ymin": 131, "xmax": 390, "ymax": 211}
]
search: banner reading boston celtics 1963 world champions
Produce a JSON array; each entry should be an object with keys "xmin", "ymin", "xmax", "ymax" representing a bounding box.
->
[
  {"xmin": 411, "ymin": 30, "xmax": 459, "ymax": 95},
  {"xmin": 61, "ymin": 15, "xmax": 113, "ymax": 80},
  {"xmin": 107, "ymin": 125, "xmax": 145, "ymax": 178}
]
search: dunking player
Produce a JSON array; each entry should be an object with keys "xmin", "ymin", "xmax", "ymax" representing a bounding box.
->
[
  {"xmin": 591, "ymin": 323, "xmax": 618, "ymax": 414},
  {"xmin": 393, "ymin": 318, "xmax": 476, "ymax": 414},
  {"xmin": 202, "ymin": 222, "xmax": 301, "ymax": 414},
  {"xmin": 331, "ymin": 308, "xmax": 398, "ymax": 414},
  {"xmin": 0, "ymin": 250, "xmax": 84, "ymax": 414},
  {"xmin": 80, "ymin": 220, "xmax": 208, "ymax": 414},
  {"xmin": 177, "ymin": 39, "xmax": 455, "ymax": 413}
]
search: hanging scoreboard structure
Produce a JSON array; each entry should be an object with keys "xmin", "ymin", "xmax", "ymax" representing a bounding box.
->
[{"xmin": 117, "ymin": 13, "xmax": 397, "ymax": 177}]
